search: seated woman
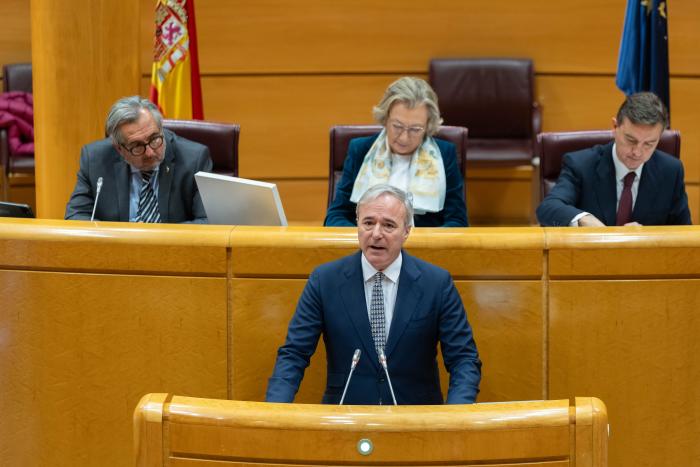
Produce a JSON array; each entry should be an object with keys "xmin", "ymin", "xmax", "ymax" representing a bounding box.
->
[{"xmin": 324, "ymin": 77, "xmax": 468, "ymax": 227}]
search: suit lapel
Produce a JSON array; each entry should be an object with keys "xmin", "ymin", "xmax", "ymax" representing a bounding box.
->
[
  {"xmin": 158, "ymin": 135, "xmax": 175, "ymax": 222},
  {"xmin": 385, "ymin": 251, "xmax": 422, "ymax": 359},
  {"xmin": 594, "ymin": 145, "xmax": 618, "ymax": 225},
  {"xmin": 112, "ymin": 158, "xmax": 130, "ymax": 222},
  {"xmin": 338, "ymin": 252, "xmax": 381, "ymax": 370},
  {"xmin": 633, "ymin": 152, "xmax": 658, "ymax": 221}
]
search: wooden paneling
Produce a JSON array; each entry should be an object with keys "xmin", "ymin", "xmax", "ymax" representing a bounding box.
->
[
  {"xmin": 229, "ymin": 226, "xmax": 544, "ymax": 278},
  {"xmin": 31, "ymin": 0, "xmax": 141, "ymax": 218},
  {"xmin": 549, "ymin": 280, "xmax": 700, "ymax": 467},
  {"xmin": 670, "ymin": 77, "xmax": 700, "ymax": 182},
  {"xmin": 546, "ymin": 226, "xmax": 700, "ymax": 277},
  {"xmin": 203, "ymin": 74, "xmax": 398, "ymax": 178},
  {"xmin": 0, "ymin": 218, "xmax": 231, "ymax": 274},
  {"xmin": 688, "ymin": 184, "xmax": 700, "ymax": 223},
  {"xmin": 230, "ymin": 227, "xmax": 357, "ymax": 276},
  {"xmin": 0, "ymin": 271, "xmax": 228, "ymax": 467},
  {"xmin": 136, "ymin": 1, "xmax": 700, "ymax": 76},
  {"xmin": 138, "ymin": 0, "xmax": 629, "ymax": 75},
  {"xmin": 669, "ymin": 1, "xmax": 700, "ymax": 75},
  {"xmin": 467, "ymin": 166, "xmax": 535, "ymax": 225},
  {"xmin": 0, "ymin": 0, "xmax": 31, "ymax": 72},
  {"xmin": 455, "ymin": 281, "xmax": 543, "ymax": 402},
  {"xmin": 270, "ymin": 178, "xmax": 329, "ymax": 224},
  {"xmin": 231, "ymin": 278, "xmax": 326, "ymax": 403},
  {"xmin": 537, "ymin": 75, "xmax": 624, "ymax": 132}
]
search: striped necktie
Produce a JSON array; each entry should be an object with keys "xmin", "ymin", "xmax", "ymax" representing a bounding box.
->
[
  {"xmin": 369, "ymin": 272, "xmax": 387, "ymax": 356},
  {"xmin": 136, "ymin": 170, "xmax": 161, "ymax": 223}
]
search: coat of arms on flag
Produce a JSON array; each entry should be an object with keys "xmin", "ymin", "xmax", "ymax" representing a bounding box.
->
[{"xmin": 149, "ymin": 0, "xmax": 203, "ymax": 119}]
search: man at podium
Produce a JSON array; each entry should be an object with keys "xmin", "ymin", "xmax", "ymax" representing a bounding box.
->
[{"xmin": 266, "ymin": 184, "xmax": 481, "ymax": 405}]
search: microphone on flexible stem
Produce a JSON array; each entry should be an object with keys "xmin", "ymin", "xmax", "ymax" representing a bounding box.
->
[
  {"xmin": 378, "ymin": 349, "xmax": 398, "ymax": 406},
  {"xmin": 90, "ymin": 177, "xmax": 103, "ymax": 222},
  {"xmin": 339, "ymin": 349, "xmax": 361, "ymax": 405}
]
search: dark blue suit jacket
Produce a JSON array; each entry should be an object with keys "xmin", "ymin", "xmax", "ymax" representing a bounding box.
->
[
  {"xmin": 265, "ymin": 250, "xmax": 481, "ymax": 405},
  {"xmin": 536, "ymin": 142, "xmax": 691, "ymax": 226},
  {"xmin": 324, "ymin": 134, "xmax": 469, "ymax": 227},
  {"xmin": 65, "ymin": 129, "xmax": 212, "ymax": 223}
]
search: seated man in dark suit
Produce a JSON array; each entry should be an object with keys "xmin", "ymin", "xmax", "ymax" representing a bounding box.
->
[
  {"xmin": 65, "ymin": 96, "xmax": 212, "ymax": 223},
  {"xmin": 537, "ymin": 92, "xmax": 691, "ymax": 227},
  {"xmin": 266, "ymin": 184, "xmax": 481, "ymax": 405}
]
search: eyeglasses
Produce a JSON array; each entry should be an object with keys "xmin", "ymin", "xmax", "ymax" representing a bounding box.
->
[
  {"xmin": 389, "ymin": 121, "xmax": 425, "ymax": 138},
  {"xmin": 120, "ymin": 134, "xmax": 164, "ymax": 156}
]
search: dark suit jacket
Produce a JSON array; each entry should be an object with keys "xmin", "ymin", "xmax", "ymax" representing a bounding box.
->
[
  {"xmin": 265, "ymin": 250, "xmax": 481, "ymax": 405},
  {"xmin": 65, "ymin": 129, "xmax": 213, "ymax": 223},
  {"xmin": 324, "ymin": 134, "xmax": 469, "ymax": 227},
  {"xmin": 536, "ymin": 142, "xmax": 691, "ymax": 226}
]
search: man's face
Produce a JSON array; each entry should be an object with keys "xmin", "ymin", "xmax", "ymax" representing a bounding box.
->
[
  {"xmin": 357, "ymin": 194, "xmax": 411, "ymax": 271},
  {"xmin": 613, "ymin": 116, "xmax": 664, "ymax": 170},
  {"xmin": 385, "ymin": 102, "xmax": 429, "ymax": 156},
  {"xmin": 114, "ymin": 110, "xmax": 166, "ymax": 171}
]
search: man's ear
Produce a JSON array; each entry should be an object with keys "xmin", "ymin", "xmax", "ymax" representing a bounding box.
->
[{"xmin": 612, "ymin": 117, "xmax": 619, "ymax": 130}]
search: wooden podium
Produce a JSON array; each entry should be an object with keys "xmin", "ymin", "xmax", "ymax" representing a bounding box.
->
[{"xmin": 134, "ymin": 394, "xmax": 608, "ymax": 466}]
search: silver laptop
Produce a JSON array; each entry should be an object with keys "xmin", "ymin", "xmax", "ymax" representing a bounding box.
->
[{"xmin": 195, "ymin": 172, "xmax": 288, "ymax": 226}]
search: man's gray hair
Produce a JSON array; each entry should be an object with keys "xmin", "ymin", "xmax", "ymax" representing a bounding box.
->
[
  {"xmin": 356, "ymin": 184, "xmax": 414, "ymax": 227},
  {"xmin": 105, "ymin": 96, "xmax": 163, "ymax": 144},
  {"xmin": 616, "ymin": 92, "xmax": 669, "ymax": 128},
  {"xmin": 372, "ymin": 77, "xmax": 443, "ymax": 136}
]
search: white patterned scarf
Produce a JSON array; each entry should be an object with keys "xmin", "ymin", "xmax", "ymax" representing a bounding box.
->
[{"xmin": 350, "ymin": 129, "xmax": 446, "ymax": 213}]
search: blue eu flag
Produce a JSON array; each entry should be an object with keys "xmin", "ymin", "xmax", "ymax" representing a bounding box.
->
[{"xmin": 616, "ymin": 0, "xmax": 670, "ymax": 116}]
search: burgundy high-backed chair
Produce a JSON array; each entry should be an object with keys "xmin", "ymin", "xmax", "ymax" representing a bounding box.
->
[
  {"xmin": 537, "ymin": 129, "xmax": 681, "ymax": 201},
  {"xmin": 327, "ymin": 125, "xmax": 468, "ymax": 206},
  {"xmin": 1, "ymin": 63, "xmax": 34, "ymax": 200},
  {"xmin": 429, "ymin": 58, "xmax": 540, "ymax": 166},
  {"xmin": 163, "ymin": 119, "xmax": 239, "ymax": 176}
]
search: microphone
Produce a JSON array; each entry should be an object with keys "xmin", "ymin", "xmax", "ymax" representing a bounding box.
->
[
  {"xmin": 90, "ymin": 177, "xmax": 103, "ymax": 222},
  {"xmin": 378, "ymin": 349, "xmax": 397, "ymax": 405},
  {"xmin": 339, "ymin": 349, "xmax": 361, "ymax": 405}
]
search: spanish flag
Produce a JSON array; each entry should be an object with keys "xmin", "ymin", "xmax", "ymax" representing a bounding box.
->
[{"xmin": 149, "ymin": 0, "xmax": 203, "ymax": 119}]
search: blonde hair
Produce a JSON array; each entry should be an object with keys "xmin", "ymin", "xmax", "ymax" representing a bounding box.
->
[{"xmin": 372, "ymin": 77, "xmax": 442, "ymax": 136}]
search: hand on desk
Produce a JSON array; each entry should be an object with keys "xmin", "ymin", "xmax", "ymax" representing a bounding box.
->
[{"xmin": 577, "ymin": 214, "xmax": 605, "ymax": 227}]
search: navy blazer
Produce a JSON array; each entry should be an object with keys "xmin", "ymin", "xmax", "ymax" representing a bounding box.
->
[
  {"xmin": 536, "ymin": 142, "xmax": 691, "ymax": 226},
  {"xmin": 65, "ymin": 129, "xmax": 213, "ymax": 223},
  {"xmin": 265, "ymin": 250, "xmax": 481, "ymax": 405},
  {"xmin": 324, "ymin": 134, "xmax": 469, "ymax": 227}
]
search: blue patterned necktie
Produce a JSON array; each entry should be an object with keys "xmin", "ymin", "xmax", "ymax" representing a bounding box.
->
[
  {"xmin": 136, "ymin": 170, "xmax": 161, "ymax": 223},
  {"xmin": 369, "ymin": 272, "xmax": 387, "ymax": 356}
]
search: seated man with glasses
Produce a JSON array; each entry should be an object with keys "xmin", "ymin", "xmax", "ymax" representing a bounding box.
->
[
  {"xmin": 65, "ymin": 95, "xmax": 212, "ymax": 223},
  {"xmin": 325, "ymin": 77, "xmax": 468, "ymax": 227}
]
